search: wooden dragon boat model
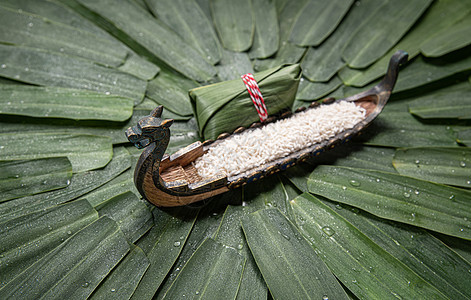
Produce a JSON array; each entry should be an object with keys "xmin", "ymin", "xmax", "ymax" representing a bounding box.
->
[{"xmin": 126, "ymin": 50, "xmax": 408, "ymax": 207}]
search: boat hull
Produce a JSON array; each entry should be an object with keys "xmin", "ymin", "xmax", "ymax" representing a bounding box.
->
[{"xmin": 130, "ymin": 50, "xmax": 409, "ymax": 207}]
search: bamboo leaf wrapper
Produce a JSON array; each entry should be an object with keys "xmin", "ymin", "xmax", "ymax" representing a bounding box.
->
[{"xmin": 190, "ymin": 64, "xmax": 301, "ymax": 140}]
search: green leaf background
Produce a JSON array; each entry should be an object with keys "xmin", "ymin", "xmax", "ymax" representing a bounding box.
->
[{"xmin": 0, "ymin": 0, "xmax": 470, "ymax": 298}]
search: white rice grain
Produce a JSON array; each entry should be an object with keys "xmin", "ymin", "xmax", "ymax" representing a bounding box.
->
[{"xmin": 194, "ymin": 101, "xmax": 366, "ymax": 178}]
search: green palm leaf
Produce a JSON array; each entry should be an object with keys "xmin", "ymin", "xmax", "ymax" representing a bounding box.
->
[
  {"xmin": 0, "ymin": 147, "xmax": 130, "ymax": 223},
  {"xmin": 74, "ymin": 0, "xmax": 217, "ymax": 82},
  {"xmin": 0, "ymin": 86, "xmax": 134, "ymax": 121},
  {"xmin": 457, "ymin": 128, "xmax": 471, "ymax": 146},
  {"xmin": 393, "ymin": 147, "xmax": 471, "ymax": 187},
  {"xmin": 408, "ymin": 81, "xmax": 471, "ymax": 119},
  {"xmin": 0, "ymin": 6, "xmax": 127, "ymax": 67},
  {"xmin": 248, "ymin": 0, "xmax": 279, "ymax": 59},
  {"xmin": 0, "ymin": 199, "xmax": 98, "ymax": 289},
  {"xmin": 253, "ymin": 0, "xmax": 307, "ymax": 71},
  {"xmin": 338, "ymin": 0, "xmax": 471, "ymax": 87},
  {"xmin": 131, "ymin": 208, "xmax": 198, "ymax": 299},
  {"xmin": 421, "ymin": 15, "xmax": 471, "ymax": 57},
  {"xmin": 342, "ymin": 0, "xmax": 433, "ymax": 68},
  {"xmin": 217, "ymin": 49, "xmax": 254, "ymax": 81},
  {"xmin": 146, "ymin": 0, "xmax": 222, "ymax": 65},
  {"xmin": 1, "ymin": 1, "xmax": 470, "ymax": 298},
  {"xmin": 0, "ymin": 132, "xmax": 112, "ymax": 173},
  {"xmin": 289, "ymin": 0, "xmax": 353, "ymax": 47},
  {"xmin": 96, "ymin": 191, "xmax": 153, "ymax": 243},
  {"xmin": 307, "ymin": 165, "xmax": 471, "ymax": 240},
  {"xmin": 291, "ymin": 193, "xmax": 446, "ymax": 299},
  {"xmin": 211, "ymin": 0, "xmax": 254, "ymax": 52},
  {"xmin": 242, "ymin": 208, "xmax": 349, "ymax": 299},
  {"xmin": 90, "ymin": 245, "xmax": 150, "ymax": 299},
  {"xmin": 0, "ymin": 157, "xmax": 72, "ymax": 202},
  {"xmin": 161, "ymin": 238, "xmax": 245, "ymax": 299},
  {"xmin": 0, "ymin": 44, "xmax": 147, "ymax": 105},
  {"xmin": 301, "ymin": 0, "xmax": 386, "ymax": 82},
  {"xmin": 0, "ymin": 216, "xmax": 129, "ymax": 299}
]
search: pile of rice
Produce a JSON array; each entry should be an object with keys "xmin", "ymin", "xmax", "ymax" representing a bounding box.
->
[{"xmin": 194, "ymin": 101, "xmax": 366, "ymax": 178}]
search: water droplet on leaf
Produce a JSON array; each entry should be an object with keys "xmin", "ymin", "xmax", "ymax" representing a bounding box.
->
[
  {"xmin": 322, "ymin": 226, "xmax": 335, "ymax": 237},
  {"xmin": 349, "ymin": 180, "xmax": 360, "ymax": 187},
  {"xmin": 279, "ymin": 231, "xmax": 290, "ymax": 240}
]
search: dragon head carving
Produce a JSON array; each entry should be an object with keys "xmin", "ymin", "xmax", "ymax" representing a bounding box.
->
[{"xmin": 126, "ymin": 106, "xmax": 174, "ymax": 149}]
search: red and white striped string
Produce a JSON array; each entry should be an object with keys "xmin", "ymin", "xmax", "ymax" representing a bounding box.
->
[{"xmin": 241, "ymin": 73, "xmax": 268, "ymax": 122}]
